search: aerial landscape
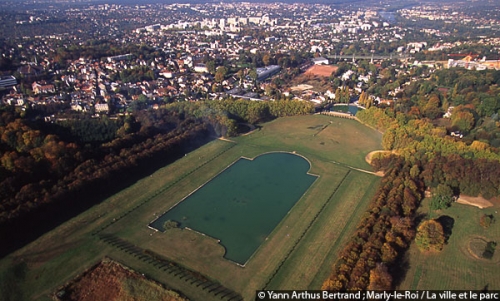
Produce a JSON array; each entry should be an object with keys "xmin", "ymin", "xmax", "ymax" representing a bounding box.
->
[{"xmin": 0, "ymin": 0, "xmax": 499, "ymax": 300}]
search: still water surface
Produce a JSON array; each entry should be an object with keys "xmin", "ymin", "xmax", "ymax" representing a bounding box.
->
[{"xmin": 150, "ymin": 152, "xmax": 317, "ymax": 264}]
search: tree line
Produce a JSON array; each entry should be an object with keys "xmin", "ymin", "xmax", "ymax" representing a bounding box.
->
[
  {"xmin": 322, "ymin": 157, "xmax": 424, "ymax": 290},
  {"xmin": 0, "ymin": 106, "xmax": 209, "ymax": 256},
  {"xmin": 164, "ymin": 98, "xmax": 315, "ymax": 136}
]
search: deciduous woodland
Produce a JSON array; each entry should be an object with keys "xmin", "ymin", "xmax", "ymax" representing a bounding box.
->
[{"xmin": 322, "ymin": 156, "xmax": 423, "ymax": 290}]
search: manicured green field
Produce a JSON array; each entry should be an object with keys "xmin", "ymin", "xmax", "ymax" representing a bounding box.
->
[
  {"xmin": 399, "ymin": 199, "xmax": 500, "ymax": 290},
  {"xmin": 237, "ymin": 115, "xmax": 380, "ymax": 170},
  {"xmin": 0, "ymin": 114, "xmax": 383, "ymax": 301}
]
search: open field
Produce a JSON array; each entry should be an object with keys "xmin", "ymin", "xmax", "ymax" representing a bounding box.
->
[
  {"xmin": 288, "ymin": 74, "xmax": 333, "ymax": 93},
  {"xmin": 398, "ymin": 198, "xmax": 500, "ymax": 290},
  {"xmin": 236, "ymin": 115, "xmax": 381, "ymax": 170},
  {"xmin": 0, "ymin": 114, "xmax": 383, "ymax": 301},
  {"xmin": 290, "ymin": 84, "xmax": 314, "ymax": 92}
]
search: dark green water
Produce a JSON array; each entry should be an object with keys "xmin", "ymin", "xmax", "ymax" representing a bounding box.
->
[
  {"xmin": 149, "ymin": 152, "xmax": 317, "ymax": 265},
  {"xmin": 330, "ymin": 104, "xmax": 362, "ymax": 115}
]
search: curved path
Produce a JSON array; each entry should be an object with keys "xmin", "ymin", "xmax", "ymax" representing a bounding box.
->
[{"xmin": 365, "ymin": 150, "xmax": 394, "ymax": 165}]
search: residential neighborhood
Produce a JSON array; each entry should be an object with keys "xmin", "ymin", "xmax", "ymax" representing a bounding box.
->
[{"xmin": 1, "ymin": 0, "xmax": 500, "ymax": 118}]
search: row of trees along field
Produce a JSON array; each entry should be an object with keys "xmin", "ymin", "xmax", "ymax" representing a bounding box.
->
[
  {"xmin": 0, "ymin": 98, "xmax": 313, "ymax": 255},
  {"xmin": 164, "ymin": 98, "xmax": 315, "ymax": 136},
  {"xmin": 0, "ymin": 106, "xmax": 210, "ymax": 255},
  {"xmin": 322, "ymin": 156, "xmax": 424, "ymax": 290}
]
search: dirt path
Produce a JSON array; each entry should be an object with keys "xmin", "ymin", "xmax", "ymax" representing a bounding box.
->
[
  {"xmin": 330, "ymin": 160, "xmax": 383, "ymax": 177},
  {"xmin": 218, "ymin": 137, "xmax": 237, "ymax": 143},
  {"xmin": 365, "ymin": 150, "xmax": 394, "ymax": 165}
]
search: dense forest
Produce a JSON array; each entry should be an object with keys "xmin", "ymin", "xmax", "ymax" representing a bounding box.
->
[
  {"xmin": 364, "ymin": 67, "xmax": 500, "ymax": 147},
  {"xmin": 0, "ymin": 98, "xmax": 313, "ymax": 256},
  {"xmin": 164, "ymin": 98, "xmax": 315, "ymax": 136}
]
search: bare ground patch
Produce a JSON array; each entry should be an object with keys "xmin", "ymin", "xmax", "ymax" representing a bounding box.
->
[
  {"xmin": 288, "ymin": 74, "xmax": 332, "ymax": 93},
  {"xmin": 290, "ymin": 84, "xmax": 314, "ymax": 92},
  {"xmin": 56, "ymin": 259, "xmax": 188, "ymax": 301},
  {"xmin": 456, "ymin": 195, "xmax": 494, "ymax": 209}
]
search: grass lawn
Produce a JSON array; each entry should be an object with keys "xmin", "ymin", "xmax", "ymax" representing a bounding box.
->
[
  {"xmin": 267, "ymin": 170, "xmax": 381, "ymax": 290},
  {"xmin": 398, "ymin": 198, "xmax": 500, "ymax": 290},
  {"xmin": 0, "ymin": 114, "xmax": 383, "ymax": 301},
  {"xmin": 236, "ymin": 115, "xmax": 382, "ymax": 170}
]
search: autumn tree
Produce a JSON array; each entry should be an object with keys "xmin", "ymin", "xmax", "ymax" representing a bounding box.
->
[
  {"xmin": 262, "ymin": 53, "xmax": 272, "ymax": 66},
  {"xmin": 451, "ymin": 106, "xmax": 475, "ymax": 133},
  {"xmin": 368, "ymin": 263, "xmax": 392, "ymax": 290},
  {"xmin": 358, "ymin": 91, "xmax": 372, "ymax": 108},
  {"xmin": 415, "ymin": 219, "xmax": 445, "ymax": 252},
  {"xmin": 381, "ymin": 243, "xmax": 398, "ymax": 263},
  {"xmin": 215, "ymin": 66, "xmax": 228, "ymax": 83},
  {"xmin": 422, "ymin": 94, "xmax": 441, "ymax": 119}
]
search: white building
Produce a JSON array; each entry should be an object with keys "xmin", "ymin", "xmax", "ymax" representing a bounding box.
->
[
  {"xmin": 361, "ymin": 23, "xmax": 372, "ymax": 31},
  {"xmin": 194, "ymin": 64, "xmax": 209, "ymax": 73},
  {"xmin": 0, "ymin": 75, "xmax": 17, "ymax": 88},
  {"xmin": 341, "ymin": 70, "xmax": 354, "ymax": 81},
  {"xmin": 95, "ymin": 103, "xmax": 109, "ymax": 113},
  {"xmin": 312, "ymin": 57, "xmax": 329, "ymax": 65}
]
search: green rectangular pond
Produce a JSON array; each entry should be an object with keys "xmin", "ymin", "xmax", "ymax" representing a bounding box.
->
[
  {"xmin": 330, "ymin": 104, "xmax": 363, "ymax": 115},
  {"xmin": 149, "ymin": 152, "xmax": 318, "ymax": 265}
]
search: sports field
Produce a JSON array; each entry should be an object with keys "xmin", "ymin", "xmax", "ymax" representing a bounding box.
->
[
  {"xmin": 305, "ymin": 65, "xmax": 338, "ymax": 77},
  {"xmin": 0, "ymin": 114, "xmax": 383, "ymax": 301}
]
